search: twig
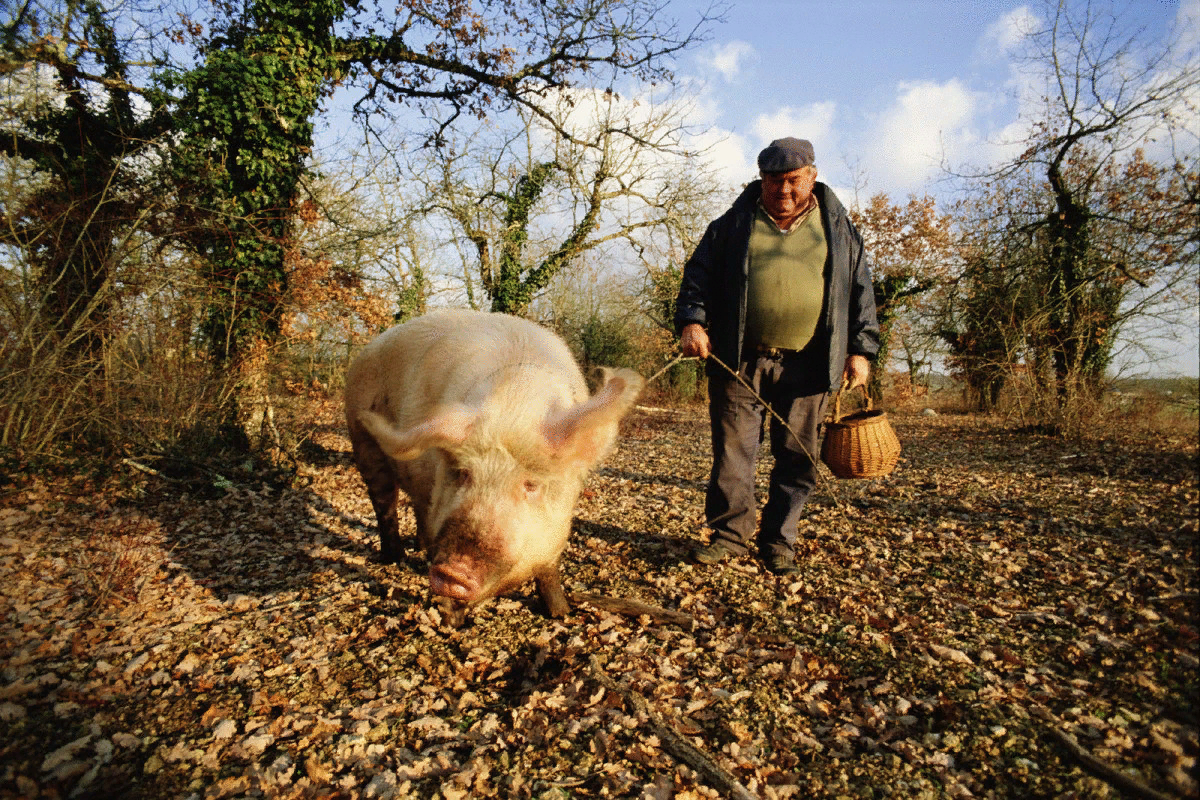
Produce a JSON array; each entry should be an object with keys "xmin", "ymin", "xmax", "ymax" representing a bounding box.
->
[
  {"xmin": 643, "ymin": 354, "xmax": 847, "ymax": 505},
  {"xmin": 1048, "ymin": 727, "xmax": 1177, "ymax": 800},
  {"xmin": 571, "ymin": 592, "xmax": 696, "ymax": 629},
  {"xmin": 706, "ymin": 353, "xmax": 849, "ymax": 507},
  {"xmin": 121, "ymin": 458, "xmax": 178, "ymax": 482},
  {"xmin": 1149, "ymin": 592, "xmax": 1199, "ymax": 604},
  {"xmin": 587, "ymin": 654, "xmax": 760, "ymax": 800},
  {"xmin": 641, "ymin": 352, "xmax": 854, "ymax": 506},
  {"xmin": 633, "ymin": 405, "xmax": 685, "ymax": 414},
  {"xmin": 262, "ymin": 392, "xmax": 283, "ymax": 451},
  {"xmin": 645, "ymin": 353, "xmax": 695, "ymax": 385}
]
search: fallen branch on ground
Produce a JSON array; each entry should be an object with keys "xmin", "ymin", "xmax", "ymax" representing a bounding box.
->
[
  {"xmin": 1048, "ymin": 727, "xmax": 1177, "ymax": 800},
  {"xmin": 588, "ymin": 654, "xmax": 759, "ymax": 800},
  {"xmin": 572, "ymin": 592, "xmax": 696, "ymax": 629}
]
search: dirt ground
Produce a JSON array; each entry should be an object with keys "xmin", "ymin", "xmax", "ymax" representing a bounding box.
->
[{"xmin": 1, "ymin": 403, "xmax": 1197, "ymax": 799}]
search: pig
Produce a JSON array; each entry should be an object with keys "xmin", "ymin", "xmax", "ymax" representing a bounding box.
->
[{"xmin": 344, "ymin": 309, "xmax": 643, "ymax": 621}]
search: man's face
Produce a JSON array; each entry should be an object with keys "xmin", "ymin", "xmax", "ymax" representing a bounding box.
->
[{"xmin": 760, "ymin": 167, "xmax": 817, "ymax": 221}]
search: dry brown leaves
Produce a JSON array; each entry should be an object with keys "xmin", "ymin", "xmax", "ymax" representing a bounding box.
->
[{"xmin": 0, "ymin": 406, "xmax": 1196, "ymax": 799}]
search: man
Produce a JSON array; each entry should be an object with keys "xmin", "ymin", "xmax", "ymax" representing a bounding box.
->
[{"xmin": 675, "ymin": 137, "xmax": 880, "ymax": 576}]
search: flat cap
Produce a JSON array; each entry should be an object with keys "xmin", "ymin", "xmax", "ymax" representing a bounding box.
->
[{"xmin": 757, "ymin": 137, "xmax": 815, "ymax": 173}]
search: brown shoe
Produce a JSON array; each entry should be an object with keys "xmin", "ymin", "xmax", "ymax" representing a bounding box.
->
[
  {"xmin": 692, "ymin": 542, "xmax": 736, "ymax": 565},
  {"xmin": 764, "ymin": 554, "xmax": 802, "ymax": 576}
]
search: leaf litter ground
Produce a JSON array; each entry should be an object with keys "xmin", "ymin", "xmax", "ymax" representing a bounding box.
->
[{"xmin": 1, "ymin": 404, "xmax": 1197, "ymax": 799}]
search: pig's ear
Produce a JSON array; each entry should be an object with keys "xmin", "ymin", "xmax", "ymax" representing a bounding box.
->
[
  {"xmin": 358, "ymin": 406, "xmax": 476, "ymax": 461},
  {"xmin": 542, "ymin": 368, "xmax": 644, "ymax": 465}
]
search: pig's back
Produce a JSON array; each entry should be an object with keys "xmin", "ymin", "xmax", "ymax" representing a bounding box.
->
[{"xmin": 346, "ymin": 310, "xmax": 586, "ymax": 428}]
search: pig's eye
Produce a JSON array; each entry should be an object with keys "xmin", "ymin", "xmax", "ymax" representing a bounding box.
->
[{"xmin": 522, "ymin": 479, "xmax": 542, "ymax": 497}]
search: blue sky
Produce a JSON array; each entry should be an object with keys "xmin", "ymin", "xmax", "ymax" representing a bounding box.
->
[
  {"xmin": 659, "ymin": 0, "xmax": 1199, "ymax": 376},
  {"xmin": 669, "ymin": 0, "xmax": 1194, "ymax": 194},
  {"xmin": 312, "ymin": 0, "xmax": 1198, "ymax": 376}
]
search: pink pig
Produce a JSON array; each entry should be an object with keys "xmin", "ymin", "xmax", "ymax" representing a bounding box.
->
[{"xmin": 344, "ymin": 309, "xmax": 643, "ymax": 621}]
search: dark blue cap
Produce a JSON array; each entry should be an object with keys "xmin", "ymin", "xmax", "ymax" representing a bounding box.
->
[{"xmin": 757, "ymin": 137, "xmax": 815, "ymax": 172}]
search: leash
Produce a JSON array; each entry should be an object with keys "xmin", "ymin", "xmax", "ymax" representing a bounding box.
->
[{"xmin": 643, "ymin": 351, "xmax": 849, "ymax": 507}]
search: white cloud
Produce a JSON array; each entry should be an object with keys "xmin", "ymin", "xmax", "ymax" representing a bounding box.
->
[
  {"xmin": 683, "ymin": 102, "xmax": 841, "ymax": 187},
  {"xmin": 974, "ymin": 5, "xmax": 1053, "ymax": 144},
  {"xmin": 863, "ymin": 79, "xmax": 979, "ymax": 190},
  {"xmin": 975, "ymin": 0, "xmax": 1200, "ymax": 171},
  {"xmin": 690, "ymin": 129, "xmax": 754, "ymax": 186},
  {"xmin": 1176, "ymin": 0, "xmax": 1200, "ymax": 51},
  {"xmin": 978, "ymin": 5, "xmax": 1038, "ymax": 59},
  {"xmin": 746, "ymin": 103, "xmax": 839, "ymax": 174},
  {"xmin": 752, "ymin": 103, "xmax": 837, "ymax": 145},
  {"xmin": 703, "ymin": 41, "xmax": 757, "ymax": 83}
]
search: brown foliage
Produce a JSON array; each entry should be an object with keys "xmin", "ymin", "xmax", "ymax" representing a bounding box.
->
[{"xmin": 1, "ymin": 402, "xmax": 1196, "ymax": 798}]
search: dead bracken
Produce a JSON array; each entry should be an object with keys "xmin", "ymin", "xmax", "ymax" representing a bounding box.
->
[{"xmin": 0, "ymin": 405, "xmax": 1196, "ymax": 799}]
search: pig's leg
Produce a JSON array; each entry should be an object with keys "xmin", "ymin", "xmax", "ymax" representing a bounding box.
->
[
  {"xmin": 349, "ymin": 426, "xmax": 403, "ymax": 563},
  {"xmin": 535, "ymin": 562, "xmax": 570, "ymax": 618},
  {"xmin": 368, "ymin": 483, "xmax": 402, "ymax": 564}
]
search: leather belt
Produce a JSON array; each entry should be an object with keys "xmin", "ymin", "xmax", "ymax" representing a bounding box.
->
[{"xmin": 754, "ymin": 343, "xmax": 799, "ymax": 357}]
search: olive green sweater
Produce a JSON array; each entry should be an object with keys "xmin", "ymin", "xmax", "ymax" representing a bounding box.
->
[{"xmin": 744, "ymin": 203, "xmax": 828, "ymax": 350}]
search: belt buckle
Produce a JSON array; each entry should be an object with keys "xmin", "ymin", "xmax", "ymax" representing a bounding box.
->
[{"xmin": 757, "ymin": 343, "xmax": 787, "ymax": 357}]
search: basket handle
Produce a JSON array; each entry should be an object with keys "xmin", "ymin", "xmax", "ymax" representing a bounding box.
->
[{"xmin": 831, "ymin": 379, "xmax": 872, "ymax": 423}]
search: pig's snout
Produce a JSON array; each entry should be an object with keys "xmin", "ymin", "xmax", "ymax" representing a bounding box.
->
[{"xmin": 429, "ymin": 563, "xmax": 481, "ymax": 603}]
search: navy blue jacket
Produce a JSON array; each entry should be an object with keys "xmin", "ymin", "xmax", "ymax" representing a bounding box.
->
[{"xmin": 674, "ymin": 180, "xmax": 881, "ymax": 391}]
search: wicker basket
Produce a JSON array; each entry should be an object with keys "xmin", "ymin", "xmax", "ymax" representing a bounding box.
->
[{"xmin": 820, "ymin": 383, "xmax": 901, "ymax": 479}]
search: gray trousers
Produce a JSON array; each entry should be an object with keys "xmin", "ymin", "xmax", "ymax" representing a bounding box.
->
[{"xmin": 705, "ymin": 352, "xmax": 829, "ymax": 560}]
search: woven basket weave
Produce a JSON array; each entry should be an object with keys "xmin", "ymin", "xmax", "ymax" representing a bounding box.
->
[{"xmin": 820, "ymin": 383, "xmax": 901, "ymax": 479}]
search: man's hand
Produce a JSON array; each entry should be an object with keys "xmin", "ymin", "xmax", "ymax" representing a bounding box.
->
[
  {"xmin": 842, "ymin": 354, "xmax": 870, "ymax": 389},
  {"xmin": 680, "ymin": 324, "xmax": 711, "ymax": 360}
]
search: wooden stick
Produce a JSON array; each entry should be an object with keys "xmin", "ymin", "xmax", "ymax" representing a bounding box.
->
[
  {"xmin": 121, "ymin": 458, "xmax": 175, "ymax": 481},
  {"xmin": 588, "ymin": 655, "xmax": 759, "ymax": 800},
  {"xmin": 571, "ymin": 592, "xmax": 696, "ymax": 629},
  {"xmin": 1048, "ymin": 727, "xmax": 1177, "ymax": 800}
]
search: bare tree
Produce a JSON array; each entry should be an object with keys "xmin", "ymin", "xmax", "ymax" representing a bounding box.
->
[
  {"xmin": 948, "ymin": 0, "xmax": 1198, "ymax": 410},
  {"xmin": 1, "ymin": 1, "xmax": 177, "ymax": 362},
  {"xmin": 340, "ymin": 0, "xmax": 719, "ymax": 147},
  {"xmin": 3, "ymin": 0, "xmax": 721, "ymax": 452},
  {"xmin": 398, "ymin": 84, "xmax": 718, "ymax": 317}
]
